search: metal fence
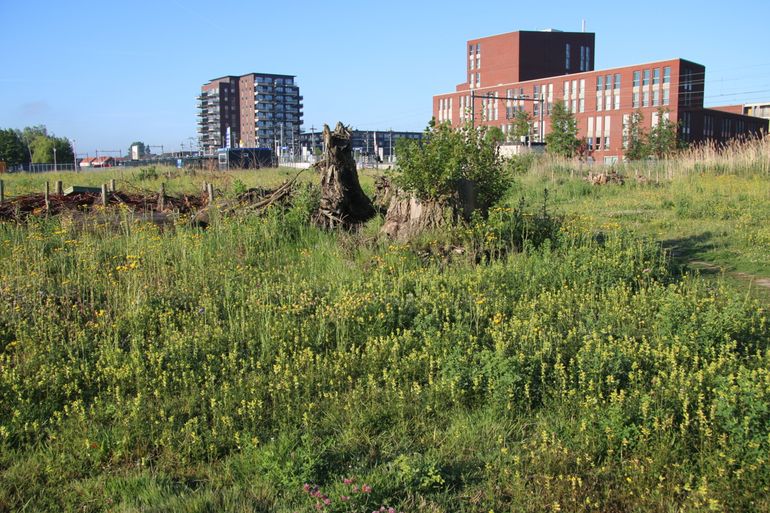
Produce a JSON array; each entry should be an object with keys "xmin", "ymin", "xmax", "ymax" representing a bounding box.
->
[{"xmin": 8, "ymin": 163, "xmax": 79, "ymax": 173}]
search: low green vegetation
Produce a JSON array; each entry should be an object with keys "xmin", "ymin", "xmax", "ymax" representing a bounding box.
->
[
  {"xmin": 395, "ymin": 121, "xmax": 511, "ymax": 210},
  {"xmin": 1, "ymin": 138, "xmax": 769, "ymax": 512}
]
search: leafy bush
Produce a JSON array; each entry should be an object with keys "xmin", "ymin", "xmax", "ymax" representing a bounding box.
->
[
  {"xmin": 395, "ymin": 121, "xmax": 513, "ymax": 211},
  {"xmin": 136, "ymin": 166, "xmax": 158, "ymax": 181}
]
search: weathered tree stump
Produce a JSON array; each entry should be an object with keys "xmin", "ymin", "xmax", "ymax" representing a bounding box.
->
[
  {"xmin": 312, "ymin": 123, "xmax": 376, "ymax": 229},
  {"xmin": 380, "ymin": 185, "xmax": 454, "ymax": 242}
]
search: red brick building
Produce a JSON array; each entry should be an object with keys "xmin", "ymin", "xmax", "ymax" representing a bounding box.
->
[
  {"xmin": 198, "ymin": 73, "xmax": 303, "ymax": 155},
  {"xmin": 433, "ymin": 30, "xmax": 767, "ymax": 162}
]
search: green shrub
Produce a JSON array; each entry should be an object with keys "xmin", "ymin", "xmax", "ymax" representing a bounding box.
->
[{"xmin": 394, "ymin": 121, "xmax": 513, "ymax": 211}]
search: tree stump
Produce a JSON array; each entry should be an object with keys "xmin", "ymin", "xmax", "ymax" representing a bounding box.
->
[
  {"xmin": 380, "ymin": 186, "xmax": 454, "ymax": 241},
  {"xmin": 312, "ymin": 123, "xmax": 376, "ymax": 229}
]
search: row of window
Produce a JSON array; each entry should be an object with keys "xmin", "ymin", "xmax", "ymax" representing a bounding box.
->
[
  {"xmin": 565, "ymin": 44, "xmax": 591, "ymax": 72},
  {"xmin": 632, "ymin": 67, "xmax": 671, "ymax": 87},
  {"xmin": 254, "ymin": 76, "xmax": 294, "ymax": 85},
  {"xmin": 631, "ymin": 88, "xmax": 670, "ymax": 108}
]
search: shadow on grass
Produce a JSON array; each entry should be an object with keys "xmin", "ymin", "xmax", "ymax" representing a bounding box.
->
[{"xmin": 660, "ymin": 232, "xmax": 717, "ymax": 270}]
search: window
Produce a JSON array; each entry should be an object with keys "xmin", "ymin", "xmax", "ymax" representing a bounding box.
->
[
  {"xmin": 633, "ymin": 71, "xmax": 640, "ymax": 87},
  {"xmin": 653, "ymin": 68, "xmax": 660, "ymax": 85},
  {"xmin": 470, "ymin": 58, "xmax": 474, "ymax": 70},
  {"xmin": 605, "ymin": 75, "xmax": 612, "ymax": 91},
  {"xmin": 476, "ymin": 73, "xmax": 480, "ymax": 87},
  {"xmin": 469, "ymin": 44, "xmax": 474, "ymax": 55},
  {"xmin": 597, "ymin": 93, "xmax": 603, "ymax": 111},
  {"xmin": 597, "ymin": 76, "xmax": 603, "ymax": 91},
  {"xmin": 633, "ymin": 92, "xmax": 640, "ymax": 108},
  {"xmin": 663, "ymin": 66, "xmax": 671, "ymax": 84},
  {"xmin": 614, "ymin": 73, "xmax": 621, "ymax": 89},
  {"xmin": 476, "ymin": 43, "xmax": 481, "ymax": 54},
  {"xmin": 566, "ymin": 43, "xmax": 571, "ymax": 70},
  {"xmin": 642, "ymin": 91, "xmax": 649, "ymax": 107},
  {"xmin": 580, "ymin": 46, "xmax": 586, "ymax": 71},
  {"xmin": 605, "ymin": 95, "xmax": 612, "ymax": 111},
  {"xmin": 586, "ymin": 47, "xmax": 591, "ymax": 69},
  {"xmin": 614, "ymin": 92, "xmax": 620, "ymax": 110},
  {"xmin": 663, "ymin": 88, "xmax": 670, "ymax": 105},
  {"xmin": 643, "ymin": 69, "xmax": 650, "ymax": 86},
  {"xmin": 579, "ymin": 98, "xmax": 585, "ymax": 113},
  {"xmin": 653, "ymin": 89, "xmax": 660, "ymax": 107}
]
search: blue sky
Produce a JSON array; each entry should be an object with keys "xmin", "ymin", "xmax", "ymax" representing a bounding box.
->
[{"xmin": 1, "ymin": 0, "xmax": 769, "ymax": 155}]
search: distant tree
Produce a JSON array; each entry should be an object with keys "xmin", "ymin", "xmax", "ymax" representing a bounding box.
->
[
  {"xmin": 647, "ymin": 107, "xmax": 679, "ymax": 159},
  {"xmin": 16, "ymin": 125, "xmax": 48, "ymax": 163},
  {"xmin": 128, "ymin": 141, "xmax": 146, "ymax": 159},
  {"xmin": 545, "ymin": 103, "xmax": 580, "ymax": 157},
  {"xmin": 510, "ymin": 110, "xmax": 532, "ymax": 142},
  {"xmin": 0, "ymin": 129, "xmax": 28, "ymax": 166},
  {"xmin": 31, "ymin": 136, "xmax": 73, "ymax": 164},
  {"xmin": 624, "ymin": 110, "xmax": 649, "ymax": 161}
]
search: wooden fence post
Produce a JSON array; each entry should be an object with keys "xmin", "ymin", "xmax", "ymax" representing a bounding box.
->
[
  {"xmin": 158, "ymin": 183, "xmax": 166, "ymax": 211},
  {"xmin": 45, "ymin": 182, "xmax": 50, "ymax": 210},
  {"xmin": 55, "ymin": 180, "xmax": 63, "ymax": 195},
  {"xmin": 207, "ymin": 183, "xmax": 215, "ymax": 203},
  {"xmin": 101, "ymin": 184, "xmax": 108, "ymax": 206},
  {"xmin": 0, "ymin": 180, "xmax": 4, "ymax": 204},
  {"xmin": 110, "ymin": 178, "xmax": 116, "ymax": 192}
]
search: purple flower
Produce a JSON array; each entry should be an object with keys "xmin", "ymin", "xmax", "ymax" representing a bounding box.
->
[{"xmin": 362, "ymin": 484, "xmax": 372, "ymax": 494}]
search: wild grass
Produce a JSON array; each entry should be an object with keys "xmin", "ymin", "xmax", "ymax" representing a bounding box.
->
[
  {"xmin": 1, "ymin": 139, "xmax": 770, "ymax": 512},
  {"xmin": 0, "ymin": 166, "xmax": 381, "ymax": 198}
]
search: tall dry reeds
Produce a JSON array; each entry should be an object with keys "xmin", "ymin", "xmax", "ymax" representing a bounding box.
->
[{"xmin": 525, "ymin": 134, "xmax": 770, "ymax": 182}]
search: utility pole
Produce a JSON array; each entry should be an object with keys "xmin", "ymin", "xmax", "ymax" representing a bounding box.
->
[
  {"xmin": 72, "ymin": 139, "xmax": 79, "ymax": 171},
  {"xmin": 53, "ymin": 147, "xmax": 57, "ymax": 171},
  {"xmin": 310, "ymin": 125, "xmax": 315, "ymax": 160}
]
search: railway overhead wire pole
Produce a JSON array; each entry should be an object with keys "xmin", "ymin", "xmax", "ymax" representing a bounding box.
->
[{"xmin": 470, "ymin": 90, "xmax": 546, "ymax": 145}]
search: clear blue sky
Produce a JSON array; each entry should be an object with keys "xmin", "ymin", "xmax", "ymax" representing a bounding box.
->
[{"xmin": 1, "ymin": 0, "xmax": 769, "ymax": 155}]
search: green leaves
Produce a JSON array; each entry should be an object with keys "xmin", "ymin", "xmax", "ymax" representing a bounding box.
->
[
  {"xmin": 545, "ymin": 103, "xmax": 580, "ymax": 158},
  {"xmin": 625, "ymin": 108, "xmax": 679, "ymax": 161},
  {"xmin": 395, "ymin": 121, "xmax": 512, "ymax": 211},
  {"xmin": 0, "ymin": 129, "xmax": 27, "ymax": 166}
]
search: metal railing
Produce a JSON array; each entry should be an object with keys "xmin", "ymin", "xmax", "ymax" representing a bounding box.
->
[{"xmin": 8, "ymin": 163, "xmax": 79, "ymax": 173}]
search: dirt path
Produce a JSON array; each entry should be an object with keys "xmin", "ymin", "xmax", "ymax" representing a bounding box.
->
[{"xmin": 689, "ymin": 260, "xmax": 770, "ymax": 291}]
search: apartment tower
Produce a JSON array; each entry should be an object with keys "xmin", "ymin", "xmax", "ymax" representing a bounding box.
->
[{"xmin": 198, "ymin": 73, "xmax": 303, "ymax": 155}]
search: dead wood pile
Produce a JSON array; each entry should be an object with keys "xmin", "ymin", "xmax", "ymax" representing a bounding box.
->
[
  {"xmin": 0, "ymin": 191, "xmax": 205, "ymax": 222},
  {"xmin": 0, "ymin": 178, "xmax": 300, "ymax": 225},
  {"xmin": 586, "ymin": 171, "xmax": 625, "ymax": 185},
  {"xmin": 312, "ymin": 123, "xmax": 376, "ymax": 229}
]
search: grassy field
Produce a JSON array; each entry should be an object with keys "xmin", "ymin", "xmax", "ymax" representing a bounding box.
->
[{"xmin": 1, "ymin": 145, "xmax": 770, "ymax": 512}]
